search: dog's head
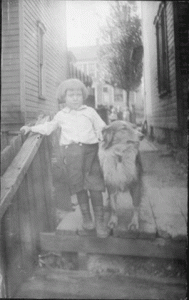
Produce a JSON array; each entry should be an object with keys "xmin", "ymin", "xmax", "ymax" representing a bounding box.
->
[{"xmin": 101, "ymin": 120, "xmax": 144, "ymax": 150}]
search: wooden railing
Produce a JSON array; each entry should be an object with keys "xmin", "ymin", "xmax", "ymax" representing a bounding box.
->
[{"xmin": 0, "ymin": 117, "xmax": 56, "ymax": 297}]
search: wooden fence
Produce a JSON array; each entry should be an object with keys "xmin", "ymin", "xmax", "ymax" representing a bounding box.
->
[{"xmin": 0, "ymin": 117, "xmax": 56, "ymax": 297}]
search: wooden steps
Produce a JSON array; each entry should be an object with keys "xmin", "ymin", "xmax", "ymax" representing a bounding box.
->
[
  {"xmin": 14, "ymin": 139, "xmax": 187, "ymax": 299},
  {"xmin": 56, "ymin": 192, "xmax": 158, "ymax": 239},
  {"xmin": 49, "ymin": 139, "xmax": 187, "ymax": 261},
  {"xmin": 40, "ymin": 192, "xmax": 187, "ymax": 260},
  {"xmin": 15, "ymin": 267, "xmax": 186, "ymax": 299},
  {"xmin": 40, "ymin": 231, "xmax": 186, "ymax": 260},
  {"xmin": 56, "ymin": 182, "xmax": 187, "ymax": 241}
]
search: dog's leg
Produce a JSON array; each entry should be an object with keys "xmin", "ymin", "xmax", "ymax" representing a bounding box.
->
[
  {"xmin": 104, "ymin": 189, "xmax": 111, "ymax": 211},
  {"xmin": 128, "ymin": 179, "xmax": 142, "ymax": 231},
  {"xmin": 128, "ymin": 206, "xmax": 140, "ymax": 231},
  {"xmin": 107, "ymin": 191, "xmax": 118, "ymax": 229}
]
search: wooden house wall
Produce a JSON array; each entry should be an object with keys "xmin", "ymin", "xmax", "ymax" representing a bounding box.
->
[
  {"xmin": 1, "ymin": 0, "xmax": 68, "ymax": 133},
  {"xmin": 1, "ymin": 0, "xmax": 23, "ymax": 130},
  {"xmin": 22, "ymin": 0, "xmax": 68, "ymax": 122},
  {"xmin": 142, "ymin": 2, "xmax": 178, "ymax": 130}
]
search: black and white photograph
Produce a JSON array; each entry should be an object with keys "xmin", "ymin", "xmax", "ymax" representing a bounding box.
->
[{"xmin": 1, "ymin": 0, "xmax": 188, "ymax": 298}]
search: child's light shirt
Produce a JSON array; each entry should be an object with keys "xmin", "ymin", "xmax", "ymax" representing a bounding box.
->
[{"xmin": 31, "ymin": 105, "xmax": 106, "ymax": 145}]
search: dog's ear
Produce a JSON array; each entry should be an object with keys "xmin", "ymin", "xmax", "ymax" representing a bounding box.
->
[{"xmin": 102, "ymin": 128, "xmax": 115, "ymax": 149}]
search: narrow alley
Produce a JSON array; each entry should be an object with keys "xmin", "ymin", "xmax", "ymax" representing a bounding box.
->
[{"xmin": 1, "ymin": 0, "xmax": 188, "ymax": 299}]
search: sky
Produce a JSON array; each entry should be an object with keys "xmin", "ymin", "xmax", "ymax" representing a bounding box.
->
[{"xmin": 66, "ymin": 1, "xmax": 110, "ymax": 48}]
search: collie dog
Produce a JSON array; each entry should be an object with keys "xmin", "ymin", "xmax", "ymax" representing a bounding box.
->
[{"xmin": 98, "ymin": 120, "xmax": 143, "ymax": 230}]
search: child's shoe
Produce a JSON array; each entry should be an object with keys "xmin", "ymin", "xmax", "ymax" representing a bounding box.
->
[
  {"xmin": 93, "ymin": 205, "xmax": 110, "ymax": 238},
  {"xmin": 79, "ymin": 203, "xmax": 95, "ymax": 230}
]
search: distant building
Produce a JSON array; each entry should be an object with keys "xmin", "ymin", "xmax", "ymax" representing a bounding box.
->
[
  {"xmin": 67, "ymin": 50, "xmax": 93, "ymax": 104},
  {"xmin": 141, "ymin": 1, "xmax": 188, "ymax": 147},
  {"xmin": 69, "ymin": 45, "xmax": 128, "ymax": 110},
  {"xmin": 1, "ymin": 0, "xmax": 68, "ymax": 149},
  {"xmin": 68, "ymin": 1, "xmax": 144, "ymax": 122},
  {"xmin": 68, "ymin": 45, "xmax": 107, "ymax": 108}
]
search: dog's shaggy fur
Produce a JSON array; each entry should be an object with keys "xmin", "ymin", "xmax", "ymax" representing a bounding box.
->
[{"xmin": 98, "ymin": 120, "xmax": 143, "ymax": 230}]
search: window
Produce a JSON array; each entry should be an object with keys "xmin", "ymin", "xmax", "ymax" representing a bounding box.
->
[
  {"xmin": 83, "ymin": 64, "xmax": 87, "ymax": 74},
  {"xmin": 114, "ymin": 88, "xmax": 123, "ymax": 103},
  {"xmin": 88, "ymin": 63, "xmax": 95, "ymax": 78},
  {"xmin": 37, "ymin": 21, "xmax": 46, "ymax": 99},
  {"xmin": 78, "ymin": 64, "xmax": 84, "ymax": 72},
  {"xmin": 154, "ymin": 2, "xmax": 170, "ymax": 96}
]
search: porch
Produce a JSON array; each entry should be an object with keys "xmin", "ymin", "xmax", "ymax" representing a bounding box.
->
[{"xmin": 0, "ymin": 119, "xmax": 187, "ymax": 298}]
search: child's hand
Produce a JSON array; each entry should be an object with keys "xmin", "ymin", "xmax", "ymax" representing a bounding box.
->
[{"xmin": 20, "ymin": 125, "xmax": 31, "ymax": 135}]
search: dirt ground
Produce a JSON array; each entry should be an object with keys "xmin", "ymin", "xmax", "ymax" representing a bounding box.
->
[
  {"xmin": 86, "ymin": 254, "xmax": 187, "ymax": 279},
  {"xmin": 41, "ymin": 246, "xmax": 187, "ymax": 285},
  {"xmin": 36, "ymin": 251, "xmax": 187, "ymax": 300}
]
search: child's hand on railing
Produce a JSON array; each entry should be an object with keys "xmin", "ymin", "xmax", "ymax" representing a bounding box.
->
[{"xmin": 20, "ymin": 126, "xmax": 31, "ymax": 135}]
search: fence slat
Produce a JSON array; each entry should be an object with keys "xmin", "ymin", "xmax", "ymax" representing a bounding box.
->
[
  {"xmin": 1, "ymin": 134, "xmax": 23, "ymax": 176},
  {"xmin": 30, "ymin": 148, "xmax": 47, "ymax": 235},
  {"xmin": 1, "ymin": 116, "xmax": 54, "ymax": 298},
  {"xmin": 1, "ymin": 116, "xmax": 50, "ymax": 220},
  {"xmin": 40, "ymin": 137, "xmax": 56, "ymax": 231},
  {"xmin": 2, "ymin": 194, "xmax": 23, "ymax": 297},
  {"xmin": 17, "ymin": 177, "xmax": 34, "ymax": 272},
  {"xmin": 25, "ymin": 165, "xmax": 39, "ymax": 256},
  {"xmin": 0, "ymin": 133, "xmax": 43, "ymax": 220}
]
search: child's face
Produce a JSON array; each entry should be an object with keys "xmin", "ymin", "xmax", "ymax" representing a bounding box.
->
[{"xmin": 65, "ymin": 89, "xmax": 84, "ymax": 110}]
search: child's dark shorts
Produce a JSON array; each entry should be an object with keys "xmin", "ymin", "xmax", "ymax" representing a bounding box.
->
[{"xmin": 61, "ymin": 143, "xmax": 105, "ymax": 195}]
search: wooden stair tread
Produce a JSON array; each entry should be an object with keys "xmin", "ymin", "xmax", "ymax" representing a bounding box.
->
[
  {"xmin": 56, "ymin": 186, "xmax": 187, "ymax": 241},
  {"xmin": 56, "ymin": 191, "xmax": 157, "ymax": 239},
  {"xmin": 56, "ymin": 206, "xmax": 83, "ymax": 234},
  {"xmin": 40, "ymin": 232, "xmax": 187, "ymax": 260},
  {"xmin": 147, "ymin": 187, "xmax": 187, "ymax": 239}
]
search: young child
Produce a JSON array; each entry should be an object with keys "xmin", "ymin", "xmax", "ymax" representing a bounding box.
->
[{"xmin": 20, "ymin": 78, "xmax": 109, "ymax": 238}]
